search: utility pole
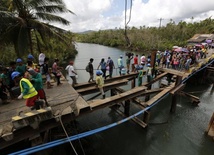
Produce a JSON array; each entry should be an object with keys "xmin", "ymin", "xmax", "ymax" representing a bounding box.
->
[{"xmin": 158, "ymin": 18, "xmax": 164, "ymax": 28}]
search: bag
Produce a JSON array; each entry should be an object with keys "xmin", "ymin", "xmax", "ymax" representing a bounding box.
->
[
  {"xmin": 85, "ymin": 64, "xmax": 90, "ymax": 72},
  {"xmin": 56, "ymin": 70, "xmax": 61, "ymax": 77},
  {"xmin": 108, "ymin": 59, "xmax": 113, "ymax": 67}
]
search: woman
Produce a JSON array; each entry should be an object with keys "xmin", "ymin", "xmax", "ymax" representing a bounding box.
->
[
  {"xmin": 52, "ymin": 58, "xmax": 62, "ymax": 86},
  {"xmin": 97, "ymin": 58, "xmax": 107, "ymax": 79}
]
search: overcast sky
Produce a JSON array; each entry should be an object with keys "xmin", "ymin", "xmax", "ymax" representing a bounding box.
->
[{"xmin": 56, "ymin": 0, "xmax": 214, "ymax": 32}]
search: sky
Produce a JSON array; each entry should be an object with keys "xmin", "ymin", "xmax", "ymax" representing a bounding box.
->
[{"xmin": 56, "ymin": 0, "xmax": 214, "ymax": 32}]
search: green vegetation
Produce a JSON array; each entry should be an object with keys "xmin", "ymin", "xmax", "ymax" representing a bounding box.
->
[
  {"xmin": 76, "ymin": 18, "xmax": 214, "ymax": 53},
  {"xmin": 0, "ymin": 0, "xmax": 77, "ymax": 65}
]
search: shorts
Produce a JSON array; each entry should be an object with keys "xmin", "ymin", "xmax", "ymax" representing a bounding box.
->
[
  {"xmin": 134, "ymin": 64, "xmax": 138, "ymax": 68},
  {"xmin": 37, "ymin": 89, "xmax": 46, "ymax": 99},
  {"xmin": 26, "ymin": 95, "xmax": 38, "ymax": 107},
  {"xmin": 46, "ymin": 74, "xmax": 51, "ymax": 82}
]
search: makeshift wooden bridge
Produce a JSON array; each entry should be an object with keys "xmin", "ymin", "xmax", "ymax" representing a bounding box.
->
[{"xmin": 1, "ymin": 49, "xmax": 214, "ymax": 152}]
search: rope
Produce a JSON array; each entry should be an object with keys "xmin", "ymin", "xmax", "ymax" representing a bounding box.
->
[
  {"xmin": 71, "ymin": 118, "xmax": 86, "ymax": 155},
  {"xmin": 59, "ymin": 116, "xmax": 79, "ymax": 155},
  {"xmin": 9, "ymin": 58, "xmax": 214, "ymax": 155}
]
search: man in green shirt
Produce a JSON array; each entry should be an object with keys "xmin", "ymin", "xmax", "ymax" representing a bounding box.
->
[
  {"xmin": 15, "ymin": 58, "xmax": 27, "ymax": 77},
  {"xmin": 27, "ymin": 69, "xmax": 49, "ymax": 107}
]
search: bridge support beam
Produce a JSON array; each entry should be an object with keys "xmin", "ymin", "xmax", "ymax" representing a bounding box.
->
[
  {"xmin": 206, "ymin": 112, "xmax": 214, "ymax": 139},
  {"xmin": 170, "ymin": 76, "xmax": 182, "ymax": 113},
  {"xmin": 124, "ymin": 100, "xmax": 130, "ymax": 116},
  {"xmin": 131, "ymin": 77, "xmax": 136, "ymax": 89}
]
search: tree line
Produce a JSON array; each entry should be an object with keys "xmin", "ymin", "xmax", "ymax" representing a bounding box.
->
[
  {"xmin": 0, "ymin": 0, "xmax": 77, "ymax": 65},
  {"xmin": 75, "ymin": 18, "xmax": 214, "ymax": 53}
]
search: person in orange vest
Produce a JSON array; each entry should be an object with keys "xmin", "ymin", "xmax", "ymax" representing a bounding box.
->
[{"xmin": 11, "ymin": 71, "xmax": 43, "ymax": 110}]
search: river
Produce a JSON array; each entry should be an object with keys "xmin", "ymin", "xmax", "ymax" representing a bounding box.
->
[{"xmin": 61, "ymin": 43, "xmax": 214, "ymax": 155}]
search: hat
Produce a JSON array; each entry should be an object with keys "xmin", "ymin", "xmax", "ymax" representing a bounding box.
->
[
  {"xmin": 28, "ymin": 68, "xmax": 38, "ymax": 76},
  {"xmin": 120, "ymin": 55, "xmax": 123, "ymax": 58},
  {"xmin": 96, "ymin": 70, "xmax": 103, "ymax": 75},
  {"xmin": 28, "ymin": 54, "xmax": 34, "ymax": 59},
  {"xmin": 11, "ymin": 71, "xmax": 20, "ymax": 80},
  {"xmin": 147, "ymin": 63, "xmax": 151, "ymax": 67},
  {"xmin": 16, "ymin": 58, "xmax": 22, "ymax": 63}
]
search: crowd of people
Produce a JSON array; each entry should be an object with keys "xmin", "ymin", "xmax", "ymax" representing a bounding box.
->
[
  {"xmin": 0, "ymin": 44, "xmax": 211, "ymax": 105},
  {"xmin": 83, "ymin": 44, "xmax": 211, "ymax": 99},
  {"xmin": 0, "ymin": 52, "xmax": 62, "ymax": 110}
]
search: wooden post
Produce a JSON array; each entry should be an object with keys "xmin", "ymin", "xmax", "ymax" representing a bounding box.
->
[
  {"xmin": 111, "ymin": 88, "xmax": 115, "ymax": 97},
  {"xmin": 206, "ymin": 112, "xmax": 214, "ymax": 133},
  {"xmin": 151, "ymin": 50, "xmax": 157, "ymax": 77},
  {"xmin": 124, "ymin": 100, "xmax": 130, "ymax": 116},
  {"xmin": 143, "ymin": 111, "xmax": 150, "ymax": 125},
  {"xmin": 170, "ymin": 76, "xmax": 182, "ymax": 113},
  {"xmin": 131, "ymin": 77, "xmax": 136, "ymax": 89},
  {"xmin": 211, "ymin": 83, "xmax": 214, "ymax": 91}
]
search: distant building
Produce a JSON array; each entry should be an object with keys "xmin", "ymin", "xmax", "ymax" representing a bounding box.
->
[{"xmin": 187, "ymin": 34, "xmax": 214, "ymax": 44}]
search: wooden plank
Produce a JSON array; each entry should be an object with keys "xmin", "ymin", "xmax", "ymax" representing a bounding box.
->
[
  {"xmin": 170, "ymin": 84, "xmax": 186, "ymax": 95},
  {"xmin": 207, "ymin": 112, "xmax": 214, "ymax": 133},
  {"xmin": 111, "ymin": 107, "xmax": 147, "ymax": 128},
  {"xmin": 88, "ymin": 86, "xmax": 164, "ymax": 109},
  {"xmin": 142, "ymin": 72, "xmax": 168, "ymax": 87},
  {"xmin": 114, "ymin": 87, "xmax": 164, "ymax": 107},
  {"xmin": 146, "ymin": 83, "xmax": 175, "ymax": 106},
  {"xmin": 76, "ymin": 79, "xmax": 129, "ymax": 95},
  {"xmin": 11, "ymin": 107, "xmax": 52, "ymax": 130},
  {"xmin": 207, "ymin": 114, "xmax": 214, "ymax": 138},
  {"xmin": 88, "ymin": 86, "xmax": 147, "ymax": 109},
  {"xmin": 159, "ymin": 68, "xmax": 187, "ymax": 77},
  {"xmin": 74, "ymin": 72, "xmax": 140, "ymax": 89},
  {"xmin": 180, "ymin": 91, "xmax": 200, "ymax": 103}
]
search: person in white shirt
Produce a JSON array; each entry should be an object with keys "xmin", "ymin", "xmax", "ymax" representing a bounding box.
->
[
  {"xmin": 38, "ymin": 52, "xmax": 45, "ymax": 74},
  {"xmin": 65, "ymin": 61, "xmax": 78, "ymax": 87},
  {"xmin": 140, "ymin": 54, "xmax": 146, "ymax": 69}
]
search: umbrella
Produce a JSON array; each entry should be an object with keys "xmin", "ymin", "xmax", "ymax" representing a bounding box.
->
[
  {"xmin": 195, "ymin": 44, "xmax": 202, "ymax": 47},
  {"xmin": 174, "ymin": 47, "xmax": 182, "ymax": 52},
  {"xmin": 172, "ymin": 45, "xmax": 179, "ymax": 49},
  {"xmin": 182, "ymin": 48, "xmax": 189, "ymax": 52},
  {"xmin": 206, "ymin": 39, "xmax": 212, "ymax": 44}
]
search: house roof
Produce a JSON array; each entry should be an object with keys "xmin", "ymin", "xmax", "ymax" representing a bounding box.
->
[{"xmin": 187, "ymin": 34, "xmax": 214, "ymax": 43}]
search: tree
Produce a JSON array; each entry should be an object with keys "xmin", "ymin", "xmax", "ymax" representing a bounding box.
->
[{"xmin": 0, "ymin": 0, "xmax": 74, "ymax": 57}]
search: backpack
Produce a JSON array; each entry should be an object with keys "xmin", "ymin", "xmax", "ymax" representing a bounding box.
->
[
  {"xmin": 85, "ymin": 64, "xmax": 90, "ymax": 72},
  {"xmin": 108, "ymin": 59, "xmax": 113, "ymax": 67}
]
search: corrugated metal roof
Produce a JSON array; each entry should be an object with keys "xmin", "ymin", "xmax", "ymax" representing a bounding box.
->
[{"xmin": 187, "ymin": 34, "xmax": 214, "ymax": 43}]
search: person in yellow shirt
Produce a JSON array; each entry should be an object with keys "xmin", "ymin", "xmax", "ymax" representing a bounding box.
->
[
  {"xmin": 95, "ymin": 70, "xmax": 105, "ymax": 99},
  {"xmin": 11, "ymin": 71, "xmax": 43, "ymax": 110},
  {"xmin": 202, "ymin": 48, "xmax": 207, "ymax": 58}
]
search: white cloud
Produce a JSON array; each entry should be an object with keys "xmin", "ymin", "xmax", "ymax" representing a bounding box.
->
[{"xmin": 59, "ymin": 0, "xmax": 214, "ymax": 32}]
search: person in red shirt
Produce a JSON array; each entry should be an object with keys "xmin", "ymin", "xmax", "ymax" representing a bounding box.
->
[{"xmin": 133, "ymin": 54, "xmax": 139, "ymax": 72}]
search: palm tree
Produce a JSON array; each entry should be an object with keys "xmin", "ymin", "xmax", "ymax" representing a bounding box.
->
[{"xmin": 0, "ymin": 0, "xmax": 74, "ymax": 57}]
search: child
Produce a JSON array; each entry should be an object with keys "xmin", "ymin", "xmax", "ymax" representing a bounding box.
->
[{"xmin": 95, "ymin": 70, "xmax": 105, "ymax": 99}]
